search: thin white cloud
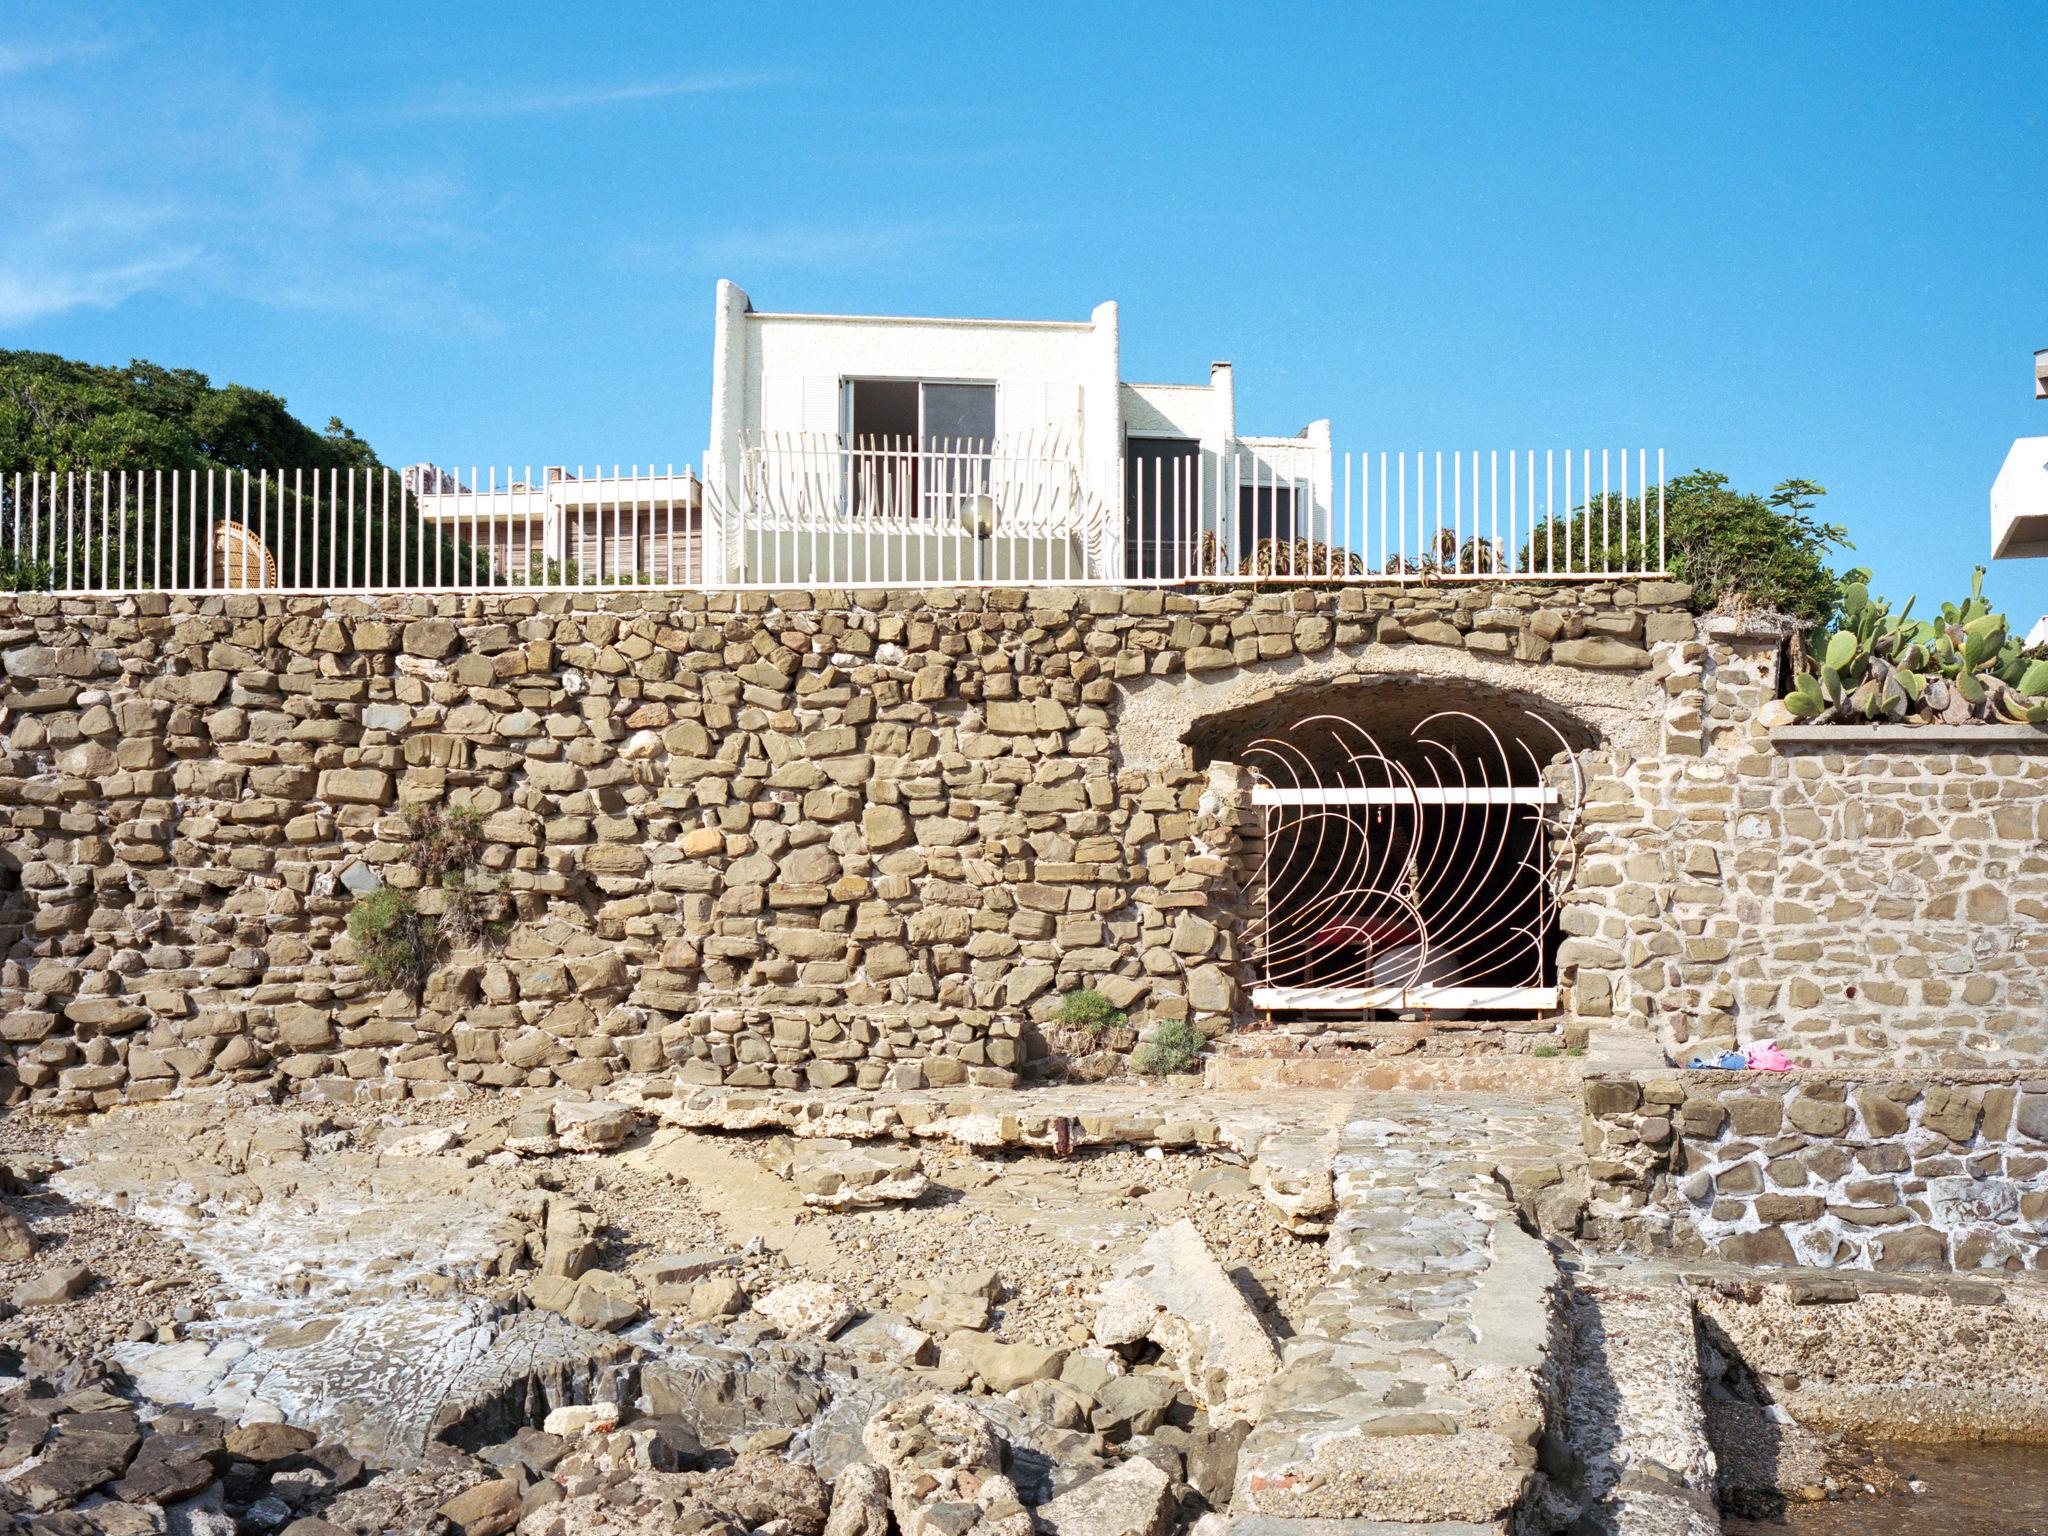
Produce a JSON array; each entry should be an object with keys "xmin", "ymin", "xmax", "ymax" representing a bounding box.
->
[
  {"xmin": 0, "ymin": 50, "xmax": 503, "ymax": 340},
  {"xmin": 0, "ymin": 249, "xmax": 198, "ymax": 326},
  {"xmin": 394, "ymin": 70, "xmax": 778, "ymax": 120},
  {"xmin": 0, "ymin": 36, "xmax": 115, "ymax": 77}
]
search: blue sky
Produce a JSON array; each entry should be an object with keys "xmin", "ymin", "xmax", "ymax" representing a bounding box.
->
[{"xmin": 4, "ymin": 2, "xmax": 2045, "ymax": 614}]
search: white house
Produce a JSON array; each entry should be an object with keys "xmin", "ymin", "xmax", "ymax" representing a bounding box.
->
[
  {"xmin": 409, "ymin": 464, "xmax": 703, "ymax": 585},
  {"xmin": 704, "ymin": 280, "xmax": 1331, "ymax": 586},
  {"xmin": 412, "ymin": 281, "xmax": 1331, "ymax": 588},
  {"xmin": 1990, "ymin": 349, "xmax": 2048, "ymax": 646},
  {"xmin": 1992, "ymin": 349, "xmax": 2048, "ymax": 558}
]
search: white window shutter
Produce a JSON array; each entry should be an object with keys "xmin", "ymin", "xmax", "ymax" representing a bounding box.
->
[
  {"xmin": 802, "ymin": 376, "xmax": 839, "ymax": 436},
  {"xmin": 761, "ymin": 373, "xmax": 801, "ymax": 437},
  {"xmin": 999, "ymin": 382, "xmax": 1049, "ymax": 446},
  {"xmin": 1044, "ymin": 384, "xmax": 1082, "ymax": 452}
]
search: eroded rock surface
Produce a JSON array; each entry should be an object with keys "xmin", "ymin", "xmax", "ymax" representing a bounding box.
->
[{"xmin": 1093, "ymin": 1221, "xmax": 1280, "ymax": 1423}]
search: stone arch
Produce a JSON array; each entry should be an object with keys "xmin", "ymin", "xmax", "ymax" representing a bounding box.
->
[
  {"xmin": 1112, "ymin": 639, "xmax": 1655, "ymax": 776},
  {"xmin": 1127, "ymin": 646, "xmax": 1636, "ymax": 1050}
]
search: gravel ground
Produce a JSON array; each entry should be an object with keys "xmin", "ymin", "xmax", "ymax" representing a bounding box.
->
[
  {"xmin": 740, "ymin": 1139, "xmax": 1326, "ymax": 1347},
  {"xmin": 0, "ymin": 1110, "xmax": 220, "ymax": 1359},
  {"xmin": 5, "ymin": 1086, "xmax": 1326, "ymax": 1367}
]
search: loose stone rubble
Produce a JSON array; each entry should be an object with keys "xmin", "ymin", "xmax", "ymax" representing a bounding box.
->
[{"xmin": 2, "ymin": 1061, "xmax": 2044, "ymax": 1535}]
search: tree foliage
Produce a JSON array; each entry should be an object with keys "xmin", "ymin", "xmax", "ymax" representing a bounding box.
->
[
  {"xmin": 0, "ymin": 351, "xmax": 378, "ymax": 474},
  {"xmin": 0, "ymin": 351, "xmax": 484, "ymax": 592},
  {"xmin": 1527, "ymin": 469, "xmax": 1851, "ymax": 632}
]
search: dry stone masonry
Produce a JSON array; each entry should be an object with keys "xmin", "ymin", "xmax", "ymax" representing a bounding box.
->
[
  {"xmin": 1583, "ymin": 1068, "xmax": 2048, "ymax": 1272},
  {"xmin": 0, "ymin": 583, "xmax": 2041, "ymax": 1112}
]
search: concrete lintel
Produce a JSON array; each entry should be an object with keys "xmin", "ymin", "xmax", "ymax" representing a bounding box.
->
[{"xmin": 1768, "ymin": 723, "xmax": 2048, "ymax": 749}]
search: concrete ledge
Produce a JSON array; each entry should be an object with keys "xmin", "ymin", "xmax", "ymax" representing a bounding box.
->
[
  {"xmin": 1769, "ymin": 722, "xmax": 2048, "ymax": 748},
  {"xmin": 1203, "ymin": 1055, "xmax": 1582, "ymax": 1098}
]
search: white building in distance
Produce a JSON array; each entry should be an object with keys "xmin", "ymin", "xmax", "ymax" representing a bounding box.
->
[{"xmin": 417, "ymin": 282, "xmax": 1331, "ymax": 587}]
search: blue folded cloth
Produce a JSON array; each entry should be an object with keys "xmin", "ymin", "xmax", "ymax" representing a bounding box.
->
[{"xmin": 1686, "ymin": 1051, "xmax": 1749, "ymax": 1070}]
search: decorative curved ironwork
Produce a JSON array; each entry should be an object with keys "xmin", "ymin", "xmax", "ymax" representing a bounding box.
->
[{"xmin": 1244, "ymin": 708, "xmax": 1582, "ymax": 1013}]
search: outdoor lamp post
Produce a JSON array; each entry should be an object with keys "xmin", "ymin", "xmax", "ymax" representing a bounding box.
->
[{"xmin": 966, "ymin": 492, "xmax": 998, "ymax": 581}]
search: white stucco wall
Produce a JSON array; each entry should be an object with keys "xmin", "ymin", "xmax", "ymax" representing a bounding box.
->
[
  {"xmin": 1122, "ymin": 378, "xmax": 1231, "ymax": 443},
  {"xmin": 703, "ymin": 282, "xmax": 1333, "ymax": 581},
  {"xmin": 707, "ymin": 283, "xmax": 1121, "ymax": 477}
]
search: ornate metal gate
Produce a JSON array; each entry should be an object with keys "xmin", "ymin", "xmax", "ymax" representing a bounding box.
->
[{"xmin": 1243, "ymin": 708, "xmax": 1582, "ymax": 1013}]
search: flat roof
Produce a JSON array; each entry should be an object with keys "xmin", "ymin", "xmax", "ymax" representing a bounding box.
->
[{"xmin": 747, "ymin": 310, "xmax": 1093, "ymax": 332}]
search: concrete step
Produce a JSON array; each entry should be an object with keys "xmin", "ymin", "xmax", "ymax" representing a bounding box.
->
[{"xmin": 1203, "ymin": 1052, "xmax": 1582, "ymax": 1098}]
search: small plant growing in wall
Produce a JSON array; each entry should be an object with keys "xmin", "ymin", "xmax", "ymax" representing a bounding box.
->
[
  {"xmin": 345, "ymin": 802, "xmax": 504, "ymax": 995},
  {"xmin": 1057, "ymin": 987, "xmax": 1127, "ymax": 1038},
  {"xmin": 346, "ymin": 886, "xmax": 436, "ymax": 996},
  {"xmin": 1132, "ymin": 1019, "xmax": 1205, "ymax": 1077},
  {"xmin": 407, "ymin": 803, "xmax": 504, "ymax": 949}
]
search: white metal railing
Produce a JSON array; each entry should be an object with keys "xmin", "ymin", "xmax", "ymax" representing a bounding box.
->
[
  {"xmin": 1120, "ymin": 446, "xmax": 1667, "ymax": 584},
  {"xmin": 734, "ymin": 433, "xmax": 1107, "ymax": 586},
  {"xmin": 0, "ymin": 448, "xmax": 1665, "ymax": 595}
]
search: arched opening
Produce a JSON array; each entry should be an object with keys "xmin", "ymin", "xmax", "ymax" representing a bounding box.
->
[{"xmin": 1189, "ymin": 678, "xmax": 1597, "ymax": 1023}]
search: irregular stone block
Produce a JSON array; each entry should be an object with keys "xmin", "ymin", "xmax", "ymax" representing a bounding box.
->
[{"xmin": 1093, "ymin": 1220, "xmax": 1279, "ymax": 1422}]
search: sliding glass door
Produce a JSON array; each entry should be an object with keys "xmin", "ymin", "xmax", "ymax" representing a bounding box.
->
[{"xmin": 845, "ymin": 379, "xmax": 995, "ymax": 521}]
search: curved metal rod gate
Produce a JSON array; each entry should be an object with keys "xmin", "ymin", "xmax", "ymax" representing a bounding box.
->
[{"xmin": 1243, "ymin": 708, "xmax": 1583, "ymax": 1013}]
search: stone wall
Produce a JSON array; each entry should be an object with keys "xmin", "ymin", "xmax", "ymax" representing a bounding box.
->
[
  {"xmin": 1583, "ymin": 1068, "xmax": 2048, "ymax": 1273},
  {"xmin": 1728, "ymin": 726, "xmax": 2048, "ymax": 1064},
  {"xmin": 0, "ymin": 580, "xmax": 2042, "ymax": 1111},
  {"xmin": 0, "ymin": 584, "xmax": 1681, "ymax": 1110},
  {"xmin": 1585, "ymin": 625, "xmax": 2048, "ymax": 1069}
]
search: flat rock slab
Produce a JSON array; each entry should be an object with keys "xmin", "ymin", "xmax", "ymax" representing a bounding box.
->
[
  {"xmin": 790, "ymin": 1139, "xmax": 930, "ymax": 1209},
  {"xmin": 1199, "ymin": 1519, "xmax": 1512, "ymax": 1536},
  {"xmin": 1235, "ymin": 1098, "xmax": 1572, "ymax": 1528},
  {"xmin": 1035, "ymin": 1456, "xmax": 1175, "ymax": 1536},
  {"xmin": 1094, "ymin": 1219, "xmax": 1280, "ymax": 1422},
  {"xmin": 114, "ymin": 1299, "xmax": 635, "ymax": 1465},
  {"xmin": 1555, "ymin": 1279, "xmax": 1718, "ymax": 1535},
  {"xmin": 622, "ymin": 1079, "xmax": 1356, "ymax": 1233},
  {"xmin": 1202, "ymin": 1055, "xmax": 1583, "ymax": 1099}
]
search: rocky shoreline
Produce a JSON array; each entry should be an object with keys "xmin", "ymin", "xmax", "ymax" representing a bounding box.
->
[{"xmin": 1, "ymin": 1079, "xmax": 2044, "ymax": 1535}]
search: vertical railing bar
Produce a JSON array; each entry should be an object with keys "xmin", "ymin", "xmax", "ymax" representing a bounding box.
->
[
  {"xmin": 1657, "ymin": 449, "xmax": 1666, "ymax": 575},
  {"xmin": 1601, "ymin": 450, "xmax": 1611, "ymax": 576},
  {"xmin": 1637, "ymin": 448, "xmax": 1648, "ymax": 573},
  {"xmin": 1397, "ymin": 451, "xmax": 1406, "ymax": 573},
  {"xmin": 1508, "ymin": 449, "xmax": 1518, "ymax": 577},
  {"xmin": 1546, "ymin": 449, "xmax": 1555, "ymax": 576}
]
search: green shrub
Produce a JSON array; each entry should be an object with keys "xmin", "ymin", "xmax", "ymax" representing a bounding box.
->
[
  {"xmin": 1057, "ymin": 987, "xmax": 1127, "ymax": 1037},
  {"xmin": 1523, "ymin": 469, "xmax": 1849, "ymax": 634},
  {"xmin": 1530, "ymin": 1045, "xmax": 1560, "ymax": 1059},
  {"xmin": 1132, "ymin": 1019, "xmax": 1204, "ymax": 1077},
  {"xmin": 346, "ymin": 886, "xmax": 435, "ymax": 995},
  {"xmin": 345, "ymin": 803, "xmax": 504, "ymax": 995}
]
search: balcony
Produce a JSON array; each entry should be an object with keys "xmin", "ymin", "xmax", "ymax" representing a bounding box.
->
[{"xmin": 724, "ymin": 433, "xmax": 1106, "ymax": 585}]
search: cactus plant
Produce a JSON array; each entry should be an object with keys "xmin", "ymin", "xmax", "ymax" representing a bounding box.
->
[{"xmin": 1786, "ymin": 567, "xmax": 2048, "ymax": 725}]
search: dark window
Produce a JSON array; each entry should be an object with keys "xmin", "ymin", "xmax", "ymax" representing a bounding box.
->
[
  {"xmin": 1124, "ymin": 438, "xmax": 1199, "ymax": 580},
  {"xmin": 844, "ymin": 380, "xmax": 995, "ymax": 519},
  {"xmin": 1236, "ymin": 480, "xmax": 1299, "ymax": 568}
]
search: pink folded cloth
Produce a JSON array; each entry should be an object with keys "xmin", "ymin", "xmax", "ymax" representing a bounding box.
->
[{"xmin": 1744, "ymin": 1039, "xmax": 1793, "ymax": 1071}]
